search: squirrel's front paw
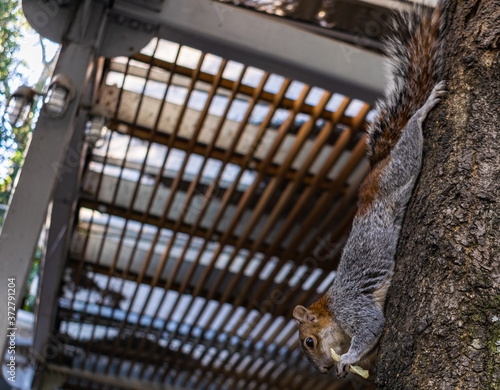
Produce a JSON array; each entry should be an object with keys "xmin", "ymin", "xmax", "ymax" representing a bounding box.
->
[
  {"xmin": 336, "ymin": 354, "xmax": 355, "ymax": 378},
  {"xmin": 430, "ymin": 80, "xmax": 448, "ymax": 101},
  {"xmin": 417, "ymin": 80, "xmax": 448, "ymax": 123},
  {"xmin": 425, "ymin": 81, "xmax": 448, "ymax": 109}
]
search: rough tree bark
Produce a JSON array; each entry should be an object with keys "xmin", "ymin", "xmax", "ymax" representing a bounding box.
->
[{"xmin": 376, "ymin": 0, "xmax": 500, "ymax": 389}]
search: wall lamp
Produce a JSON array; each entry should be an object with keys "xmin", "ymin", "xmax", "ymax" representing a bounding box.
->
[
  {"xmin": 3, "ymin": 86, "xmax": 36, "ymax": 129},
  {"xmin": 2, "ymin": 74, "xmax": 75, "ymax": 129},
  {"xmin": 43, "ymin": 74, "xmax": 75, "ymax": 118},
  {"xmin": 85, "ymin": 104, "xmax": 108, "ymax": 148}
]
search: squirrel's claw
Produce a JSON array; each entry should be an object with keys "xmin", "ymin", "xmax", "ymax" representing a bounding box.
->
[
  {"xmin": 416, "ymin": 80, "xmax": 448, "ymax": 124},
  {"xmin": 429, "ymin": 80, "xmax": 448, "ymax": 102},
  {"xmin": 336, "ymin": 354, "xmax": 354, "ymax": 378}
]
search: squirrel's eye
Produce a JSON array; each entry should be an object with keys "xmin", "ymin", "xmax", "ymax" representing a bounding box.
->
[{"xmin": 305, "ymin": 337, "xmax": 315, "ymax": 349}]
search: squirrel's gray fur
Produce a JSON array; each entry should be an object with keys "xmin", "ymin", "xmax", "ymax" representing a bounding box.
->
[{"xmin": 294, "ymin": 0, "xmax": 450, "ymax": 378}]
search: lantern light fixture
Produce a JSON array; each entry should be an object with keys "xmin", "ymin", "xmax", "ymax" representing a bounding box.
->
[
  {"xmin": 3, "ymin": 86, "xmax": 36, "ymax": 129},
  {"xmin": 43, "ymin": 74, "xmax": 75, "ymax": 118},
  {"xmin": 2, "ymin": 74, "xmax": 76, "ymax": 129},
  {"xmin": 85, "ymin": 104, "xmax": 108, "ymax": 148}
]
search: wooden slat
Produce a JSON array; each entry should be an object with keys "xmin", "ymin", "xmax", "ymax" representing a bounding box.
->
[
  {"xmin": 64, "ymin": 56, "xmax": 140, "ymax": 366},
  {"xmin": 123, "ymin": 59, "xmax": 236, "ymax": 377},
  {"xmin": 156, "ymin": 75, "xmax": 290, "ymax": 323},
  {"xmin": 94, "ymin": 127, "xmax": 344, "ymax": 190},
  {"xmin": 129, "ymin": 53, "xmax": 368, "ymax": 130},
  {"xmin": 100, "ymin": 53, "xmax": 209, "ymax": 377},
  {"xmin": 59, "ymin": 34, "xmax": 376, "ymax": 390},
  {"xmin": 155, "ymin": 72, "xmax": 283, "ymax": 383},
  {"xmin": 192, "ymin": 92, "xmax": 336, "ymax": 376},
  {"xmin": 79, "ymin": 44, "xmax": 186, "ymax": 373},
  {"xmin": 168, "ymin": 85, "xmax": 314, "ymax": 384},
  {"xmin": 201, "ymin": 106, "xmax": 370, "ymax": 388}
]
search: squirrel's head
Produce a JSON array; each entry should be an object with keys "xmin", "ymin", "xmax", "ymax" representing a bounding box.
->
[{"xmin": 293, "ymin": 297, "xmax": 350, "ymax": 374}]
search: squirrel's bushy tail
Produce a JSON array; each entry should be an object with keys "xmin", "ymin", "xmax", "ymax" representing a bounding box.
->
[{"xmin": 367, "ymin": 3, "xmax": 448, "ymax": 167}]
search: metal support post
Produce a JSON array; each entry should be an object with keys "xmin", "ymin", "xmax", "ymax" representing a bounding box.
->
[
  {"xmin": 0, "ymin": 0, "xmax": 106, "ymax": 371},
  {"xmin": 30, "ymin": 112, "xmax": 90, "ymax": 390}
]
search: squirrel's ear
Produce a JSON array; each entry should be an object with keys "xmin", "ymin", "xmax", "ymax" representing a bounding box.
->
[{"xmin": 293, "ymin": 305, "xmax": 317, "ymax": 323}]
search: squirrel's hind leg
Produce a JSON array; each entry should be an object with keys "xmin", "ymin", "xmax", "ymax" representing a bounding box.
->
[
  {"xmin": 381, "ymin": 81, "xmax": 447, "ymax": 192},
  {"xmin": 415, "ymin": 81, "xmax": 447, "ymax": 126}
]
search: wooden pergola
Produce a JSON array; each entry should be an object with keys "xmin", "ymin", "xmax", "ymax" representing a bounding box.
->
[
  {"xmin": 0, "ymin": 0, "xmax": 413, "ymax": 389},
  {"xmin": 55, "ymin": 38, "xmax": 372, "ymax": 389}
]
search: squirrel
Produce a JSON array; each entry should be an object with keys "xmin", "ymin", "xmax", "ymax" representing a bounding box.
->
[{"xmin": 293, "ymin": 1, "xmax": 449, "ymax": 379}]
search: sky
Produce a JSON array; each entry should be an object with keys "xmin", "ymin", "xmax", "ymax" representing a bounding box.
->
[{"xmin": 13, "ymin": 25, "xmax": 59, "ymax": 88}]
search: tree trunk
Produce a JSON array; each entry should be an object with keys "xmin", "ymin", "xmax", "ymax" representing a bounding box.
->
[{"xmin": 376, "ymin": 0, "xmax": 500, "ymax": 389}]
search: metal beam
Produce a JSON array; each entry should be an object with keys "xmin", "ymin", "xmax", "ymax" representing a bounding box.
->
[
  {"xmin": 0, "ymin": 0, "xmax": 106, "ymax": 370},
  {"xmin": 31, "ymin": 111, "xmax": 89, "ymax": 389},
  {"xmin": 111, "ymin": 0, "xmax": 386, "ymax": 103}
]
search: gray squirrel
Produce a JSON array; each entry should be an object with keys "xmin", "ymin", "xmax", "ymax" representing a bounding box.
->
[{"xmin": 293, "ymin": 1, "xmax": 449, "ymax": 378}]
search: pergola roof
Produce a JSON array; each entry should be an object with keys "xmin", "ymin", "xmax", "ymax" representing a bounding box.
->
[
  {"xmin": 49, "ymin": 36, "xmax": 373, "ymax": 389},
  {"xmin": 0, "ymin": 1, "xmax": 434, "ymax": 389}
]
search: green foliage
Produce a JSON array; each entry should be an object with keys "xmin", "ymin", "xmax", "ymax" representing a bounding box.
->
[
  {"xmin": 0, "ymin": 1, "xmax": 57, "ymax": 311},
  {"xmin": 0, "ymin": 2, "xmax": 57, "ymax": 215},
  {"xmin": 0, "ymin": 1, "xmax": 24, "ymax": 98},
  {"xmin": 0, "ymin": 0, "xmax": 28, "ymax": 210},
  {"xmin": 22, "ymin": 250, "xmax": 40, "ymax": 312}
]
